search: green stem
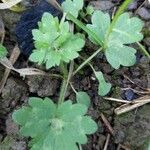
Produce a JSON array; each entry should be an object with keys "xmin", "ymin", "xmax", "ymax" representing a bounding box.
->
[
  {"xmin": 58, "ymin": 78, "xmax": 67, "ymax": 104},
  {"xmin": 67, "ymin": 13, "xmax": 103, "ymax": 46},
  {"xmin": 58, "ymin": 63, "xmax": 68, "ymax": 104},
  {"xmin": 73, "ymin": 48, "xmax": 103, "ymax": 75},
  {"xmin": 137, "ymin": 42, "xmax": 150, "ymax": 60},
  {"xmin": 70, "ymin": 82, "xmax": 77, "ymax": 94},
  {"xmin": 58, "ymin": 61, "xmax": 74, "ymax": 104}
]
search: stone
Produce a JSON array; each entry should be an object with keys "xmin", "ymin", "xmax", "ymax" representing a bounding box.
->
[
  {"xmin": 6, "ymin": 114, "xmax": 19, "ymax": 136},
  {"xmin": 12, "ymin": 141, "xmax": 26, "ymax": 150},
  {"xmin": 27, "ymin": 76, "xmax": 59, "ymax": 97},
  {"xmin": 128, "ymin": 1, "xmax": 137, "ymax": 11},
  {"xmin": 89, "ymin": 1, "xmax": 114, "ymax": 11},
  {"xmin": 137, "ymin": 7, "xmax": 150, "ymax": 21},
  {"xmin": 2, "ymin": 78, "xmax": 27, "ymax": 102}
]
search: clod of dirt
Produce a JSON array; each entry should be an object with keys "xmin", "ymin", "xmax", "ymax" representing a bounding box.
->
[
  {"xmin": 0, "ymin": 10, "xmax": 21, "ymax": 39},
  {"xmin": 137, "ymin": 7, "xmax": 150, "ymax": 21},
  {"xmin": 0, "ymin": 136, "xmax": 26, "ymax": 150},
  {"xmin": 1, "ymin": 77, "xmax": 27, "ymax": 103},
  {"xmin": 144, "ymin": 37, "xmax": 150, "ymax": 47},
  {"xmin": 114, "ymin": 104, "xmax": 150, "ymax": 149},
  {"xmin": 27, "ymin": 76, "xmax": 59, "ymax": 97},
  {"xmin": 0, "ymin": 65, "xmax": 5, "ymax": 81},
  {"xmin": 11, "ymin": 141, "xmax": 26, "ymax": 150},
  {"xmin": 0, "ymin": 136, "xmax": 15, "ymax": 150},
  {"xmin": 6, "ymin": 114, "xmax": 19, "ymax": 136},
  {"xmin": 89, "ymin": 1, "xmax": 114, "ymax": 11},
  {"xmin": 128, "ymin": 1, "xmax": 137, "ymax": 11}
]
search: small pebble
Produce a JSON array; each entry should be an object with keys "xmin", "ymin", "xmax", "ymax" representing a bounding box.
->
[
  {"xmin": 89, "ymin": 1, "xmax": 114, "ymax": 11},
  {"xmin": 124, "ymin": 89, "xmax": 135, "ymax": 101},
  {"xmin": 137, "ymin": 7, "xmax": 150, "ymax": 21},
  {"xmin": 128, "ymin": 1, "xmax": 137, "ymax": 11}
]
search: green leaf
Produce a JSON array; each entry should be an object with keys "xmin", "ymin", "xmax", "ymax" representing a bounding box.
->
[
  {"xmin": 105, "ymin": 42, "xmax": 137, "ymax": 69},
  {"xmin": 109, "ymin": 13, "xmax": 143, "ymax": 44},
  {"xmin": 30, "ymin": 12, "xmax": 85, "ymax": 69},
  {"xmin": 81, "ymin": 116, "xmax": 98, "ymax": 134},
  {"xmin": 87, "ymin": 10, "xmax": 143, "ymax": 69},
  {"xmin": 86, "ymin": 10, "xmax": 110, "ymax": 44},
  {"xmin": 86, "ymin": 5, "xmax": 94, "ymax": 15},
  {"xmin": 76, "ymin": 91, "xmax": 90, "ymax": 107},
  {"xmin": 62, "ymin": 0, "xmax": 84, "ymax": 18},
  {"xmin": 12, "ymin": 106, "xmax": 31, "ymax": 125},
  {"xmin": 95, "ymin": 71, "xmax": 111, "ymax": 96},
  {"xmin": 0, "ymin": 44, "xmax": 7, "ymax": 58},
  {"xmin": 12, "ymin": 97, "xmax": 97, "ymax": 150}
]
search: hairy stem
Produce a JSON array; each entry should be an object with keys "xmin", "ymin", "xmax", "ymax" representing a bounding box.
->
[
  {"xmin": 73, "ymin": 48, "xmax": 103, "ymax": 75},
  {"xmin": 58, "ymin": 61, "xmax": 74, "ymax": 104},
  {"xmin": 58, "ymin": 78, "xmax": 67, "ymax": 104},
  {"xmin": 58, "ymin": 62, "xmax": 68, "ymax": 104}
]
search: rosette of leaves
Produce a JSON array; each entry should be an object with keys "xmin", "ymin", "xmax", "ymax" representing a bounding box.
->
[
  {"xmin": 0, "ymin": 44, "xmax": 7, "ymax": 59},
  {"xmin": 12, "ymin": 97, "xmax": 97, "ymax": 150},
  {"xmin": 87, "ymin": 11, "xmax": 143, "ymax": 69},
  {"xmin": 29, "ymin": 12, "xmax": 85, "ymax": 69}
]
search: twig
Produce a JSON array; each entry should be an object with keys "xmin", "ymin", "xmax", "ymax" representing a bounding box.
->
[
  {"xmin": 0, "ymin": 45, "xmax": 20, "ymax": 93},
  {"xmin": 0, "ymin": 16, "xmax": 5, "ymax": 43},
  {"xmin": 100, "ymin": 113, "xmax": 114, "ymax": 135},
  {"xmin": 114, "ymin": 96, "xmax": 150, "ymax": 115},
  {"xmin": 0, "ymin": 0, "xmax": 23, "ymax": 9},
  {"xmin": 103, "ymin": 134, "xmax": 111, "ymax": 150},
  {"xmin": 123, "ymin": 75, "xmax": 149, "ymax": 91},
  {"xmin": 104, "ymin": 97, "xmax": 131, "ymax": 103},
  {"xmin": 121, "ymin": 87, "xmax": 150, "ymax": 95},
  {"xmin": 134, "ymin": 0, "xmax": 147, "ymax": 14}
]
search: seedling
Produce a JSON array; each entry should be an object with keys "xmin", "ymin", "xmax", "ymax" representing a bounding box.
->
[
  {"xmin": 13, "ymin": 97, "xmax": 97, "ymax": 150},
  {"xmin": 12, "ymin": 0, "xmax": 147, "ymax": 149},
  {"xmin": 29, "ymin": 13, "xmax": 85, "ymax": 69}
]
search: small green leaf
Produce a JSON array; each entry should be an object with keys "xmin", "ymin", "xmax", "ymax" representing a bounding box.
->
[
  {"xmin": 86, "ymin": 5, "xmax": 94, "ymax": 15},
  {"xmin": 76, "ymin": 92, "xmax": 90, "ymax": 107},
  {"xmin": 95, "ymin": 71, "xmax": 111, "ymax": 96},
  {"xmin": 86, "ymin": 10, "xmax": 110, "ymax": 44},
  {"xmin": 62, "ymin": 0, "xmax": 84, "ymax": 18},
  {"xmin": 106, "ymin": 42, "xmax": 136, "ymax": 69},
  {"xmin": 0, "ymin": 44, "xmax": 7, "ymax": 58},
  {"xmin": 81, "ymin": 116, "xmax": 98, "ymax": 134}
]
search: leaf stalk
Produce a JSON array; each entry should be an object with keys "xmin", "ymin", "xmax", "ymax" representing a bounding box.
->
[{"xmin": 73, "ymin": 48, "xmax": 103, "ymax": 75}]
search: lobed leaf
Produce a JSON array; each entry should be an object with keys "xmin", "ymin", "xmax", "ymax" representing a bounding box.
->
[
  {"xmin": 76, "ymin": 91, "xmax": 90, "ymax": 107},
  {"xmin": 87, "ymin": 10, "xmax": 143, "ymax": 69},
  {"xmin": 12, "ymin": 97, "xmax": 97, "ymax": 150},
  {"xmin": 29, "ymin": 12, "xmax": 85, "ymax": 69},
  {"xmin": 86, "ymin": 10, "xmax": 110, "ymax": 44}
]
